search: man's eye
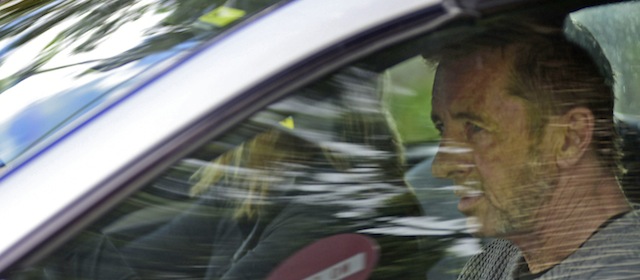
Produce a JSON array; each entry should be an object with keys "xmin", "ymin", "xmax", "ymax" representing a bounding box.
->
[{"xmin": 465, "ymin": 122, "xmax": 484, "ymax": 139}]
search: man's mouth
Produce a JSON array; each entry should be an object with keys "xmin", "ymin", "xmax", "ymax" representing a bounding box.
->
[{"xmin": 453, "ymin": 187, "xmax": 484, "ymax": 213}]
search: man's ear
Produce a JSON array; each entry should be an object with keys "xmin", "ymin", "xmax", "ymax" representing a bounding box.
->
[{"xmin": 556, "ymin": 107, "xmax": 595, "ymax": 168}]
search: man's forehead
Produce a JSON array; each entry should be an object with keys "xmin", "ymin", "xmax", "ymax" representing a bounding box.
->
[
  {"xmin": 431, "ymin": 49, "xmax": 517, "ymax": 120},
  {"xmin": 434, "ymin": 58, "xmax": 504, "ymax": 101}
]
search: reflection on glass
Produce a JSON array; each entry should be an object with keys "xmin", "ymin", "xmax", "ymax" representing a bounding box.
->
[
  {"xmin": 8, "ymin": 2, "xmax": 639, "ymax": 279},
  {"xmin": 11, "ymin": 67, "xmax": 451, "ymax": 279},
  {"xmin": 0, "ymin": 0, "xmax": 280, "ymax": 166}
]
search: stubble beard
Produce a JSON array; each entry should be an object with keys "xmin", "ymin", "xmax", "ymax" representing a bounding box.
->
[{"xmin": 491, "ymin": 148, "xmax": 555, "ymax": 237}]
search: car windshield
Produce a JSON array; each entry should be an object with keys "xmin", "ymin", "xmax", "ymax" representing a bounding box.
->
[{"xmin": 0, "ymin": 0, "xmax": 283, "ymax": 168}]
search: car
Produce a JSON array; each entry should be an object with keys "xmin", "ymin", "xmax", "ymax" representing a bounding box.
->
[{"xmin": 0, "ymin": 0, "xmax": 638, "ymax": 279}]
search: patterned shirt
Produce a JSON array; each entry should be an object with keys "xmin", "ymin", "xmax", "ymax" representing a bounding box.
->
[{"xmin": 458, "ymin": 210, "xmax": 640, "ymax": 280}]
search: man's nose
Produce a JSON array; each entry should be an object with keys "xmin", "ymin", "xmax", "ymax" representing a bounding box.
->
[{"xmin": 431, "ymin": 139, "xmax": 473, "ymax": 179}]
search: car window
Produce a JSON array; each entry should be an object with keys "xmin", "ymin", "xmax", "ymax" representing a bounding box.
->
[
  {"xmin": 7, "ymin": 1, "xmax": 640, "ymax": 279},
  {"xmin": 9, "ymin": 64, "xmax": 450, "ymax": 279},
  {"xmin": 0, "ymin": 0, "xmax": 282, "ymax": 168}
]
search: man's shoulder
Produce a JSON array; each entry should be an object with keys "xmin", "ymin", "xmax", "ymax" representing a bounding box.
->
[
  {"xmin": 457, "ymin": 238, "xmax": 520, "ymax": 280},
  {"xmin": 582, "ymin": 208, "xmax": 640, "ymax": 251},
  {"xmin": 458, "ymin": 209, "xmax": 640, "ymax": 280},
  {"xmin": 543, "ymin": 209, "xmax": 640, "ymax": 279}
]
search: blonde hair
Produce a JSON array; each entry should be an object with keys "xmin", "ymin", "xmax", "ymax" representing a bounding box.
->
[
  {"xmin": 190, "ymin": 112, "xmax": 406, "ymax": 219},
  {"xmin": 190, "ymin": 129, "xmax": 315, "ymax": 219},
  {"xmin": 189, "ymin": 71, "xmax": 406, "ymax": 219}
]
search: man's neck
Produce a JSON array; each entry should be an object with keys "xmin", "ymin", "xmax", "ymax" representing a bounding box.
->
[{"xmin": 507, "ymin": 170, "xmax": 631, "ymax": 274}]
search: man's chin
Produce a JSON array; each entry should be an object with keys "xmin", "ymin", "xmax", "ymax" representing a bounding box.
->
[
  {"xmin": 465, "ymin": 216, "xmax": 485, "ymax": 236},
  {"xmin": 465, "ymin": 216, "xmax": 507, "ymax": 238}
]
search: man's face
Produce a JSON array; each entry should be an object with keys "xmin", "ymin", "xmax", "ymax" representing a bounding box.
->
[{"xmin": 431, "ymin": 50, "xmax": 556, "ymax": 237}]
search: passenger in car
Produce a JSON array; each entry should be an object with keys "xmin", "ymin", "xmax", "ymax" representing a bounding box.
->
[
  {"xmin": 427, "ymin": 16, "xmax": 640, "ymax": 279},
  {"xmin": 108, "ymin": 85, "xmax": 436, "ymax": 279},
  {"xmin": 28, "ymin": 68, "xmax": 439, "ymax": 279}
]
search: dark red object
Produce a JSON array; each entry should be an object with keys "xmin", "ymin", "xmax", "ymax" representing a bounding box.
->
[{"xmin": 266, "ymin": 234, "xmax": 379, "ymax": 280}]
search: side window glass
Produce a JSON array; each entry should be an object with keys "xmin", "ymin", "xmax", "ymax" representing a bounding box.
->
[{"xmin": 11, "ymin": 63, "xmax": 465, "ymax": 279}]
